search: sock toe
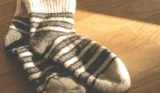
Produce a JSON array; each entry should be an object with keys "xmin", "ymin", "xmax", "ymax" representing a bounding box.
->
[{"xmin": 93, "ymin": 57, "xmax": 131, "ymax": 93}]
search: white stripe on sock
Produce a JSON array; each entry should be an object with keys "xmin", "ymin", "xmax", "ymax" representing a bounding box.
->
[
  {"xmin": 30, "ymin": 26, "xmax": 75, "ymax": 33},
  {"xmin": 64, "ymin": 57, "xmax": 79, "ymax": 68},
  {"xmin": 28, "ymin": 66, "xmax": 55, "ymax": 81},
  {"xmin": 44, "ymin": 34, "xmax": 76, "ymax": 59},
  {"xmin": 53, "ymin": 36, "xmax": 87, "ymax": 62},
  {"xmin": 86, "ymin": 53, "xmax": 117, "ymax": 86},
  {"xmin": 31, "ymin": 17, "xmax": 74, "ymax": 24},
  {"xmin": 18, "ymin": 51, "xmax": 32, "ymax": 58},
  {"xmin": 29, "ymin": 72, "xmax": 41, "ymax": 81},
  {"xmin": 86, "ymin": 76, "xmax": 95, "ymax": 86},
  {"xmin": 64, "ymin": 41, "xmax": 97, "ymax": 68},
  {"xmin": 22, "ymin": 59, "xmax": 46, "ymax": 69},
  {"xmin": 23, "ymin": 62, "xmax": 35, "ymax": 69},
  {"xmin": 30, "ymin": 28, "xmax": 37, "ymax": 33},
  {"xmin": 74, "ymin": 66, "xmax": 85, "ymax": 77},
  {"xmin": 74, "ymin": 46, "xmax": 106, "ymax": 77},
  {"xmin": 9, "ymin": 25, "xmax": 30, "ymax": 35}
]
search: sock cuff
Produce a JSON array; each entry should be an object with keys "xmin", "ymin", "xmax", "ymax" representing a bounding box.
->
[
  {"xmin": 23, "ymin": 0, "xmax": 76, "ymax": 14},
  {"xmin": 14, "ymin": 0, "xmax": 29, "ymax": 18}
]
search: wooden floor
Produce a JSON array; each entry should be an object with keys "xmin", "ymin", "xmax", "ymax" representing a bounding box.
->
[{"xmin": 0, "ymin": 0, "xmax": 160, "ymax": 93}]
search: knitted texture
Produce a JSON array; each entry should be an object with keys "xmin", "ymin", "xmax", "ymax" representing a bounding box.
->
[
  {"xmin": 15, "ymin": 47, "xmax": 86, "ymax": 93},
  {"xmin": 4, "ymin": 0, "xmax": 30, "ymax": 53},
  {"xmin": 23, "ymin": 0, "xmax": 131, "ymax": 92},
  {"xmin": 4, "ymin": 0, "xmax": 86, "ymax": 93}
]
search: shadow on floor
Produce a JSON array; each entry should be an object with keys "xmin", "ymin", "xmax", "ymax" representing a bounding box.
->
[{"xmin": 77, "ymin": 0, "xmax": 160, "ymax": 25}]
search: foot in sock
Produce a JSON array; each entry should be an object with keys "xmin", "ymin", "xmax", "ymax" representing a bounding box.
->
[
  {"xmin": 23, "ymin": 0, "xmax": 131, "ymax": 93},
  {"xmin": 4, "ymin": 0, "xmax": 86, "ymax": 93},
  {"xmin": 15, "ymin": 47, "xmax": 86, "ymax": 93}
]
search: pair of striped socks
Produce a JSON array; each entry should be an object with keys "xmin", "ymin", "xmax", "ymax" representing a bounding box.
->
[{"xmin": 4, "ymin": 0, "xmax": 131, "ymax": 93}]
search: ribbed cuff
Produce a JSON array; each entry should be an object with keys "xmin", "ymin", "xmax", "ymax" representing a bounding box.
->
[
  {"xmin": 14, "ymin": 0, "xmax": 29, "ymax": 18},
  {"xmin": 23, "ymin": 0, "xmax": 76, "ymax": 14}
]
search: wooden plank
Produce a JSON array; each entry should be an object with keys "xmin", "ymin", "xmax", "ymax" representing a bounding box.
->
[
  {"xmin": 0, "ymin": 76, "xmax": 34, "ymax": 93},
  {"xmin": 0, "ymin": 69, "xmax": 23, "ymax": 90},
  {"xmin": 0, "ymin": 1, "xmax": 15, "ymax": 25},
  {"xmin": 129, "ymin": 66, "xmax": 160, "ymax": 93},
  {"xmin": 0, "ymin": 0, "xmax": 14, "ymax": 6},
  {"xmin": 0, "ymin": 51, "xmax": 17, "ymax": 75},
  {"xmin": 75, "ymin": 0, "xmax": 133, "ymax": 21}
]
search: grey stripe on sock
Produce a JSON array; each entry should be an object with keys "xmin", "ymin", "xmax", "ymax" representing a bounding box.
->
[
  {"xmin": 49, "ymin": 35, "xmax": 81, "ymax": 59},
  {"xmin": 16, "ymin": 47, "xmax": 31, "ymax": 55},
  {"xmin": 87, "ymin": 54, "xmax": 117, "ymax": 86},
  {"xmin": 15, "ymin": 47, "xmax": 69, "ymax": 93},
  {"xmin": 26, "ymin": 60, "xmax": 50, "ymax": 75},
  {"xmin": 90, "ymin": 57, "xmax": 117, "ymax": 87},
  {"xmin": 60, "ymin": 42, "xmax": 100, "ymax": 76},
  {"xmin": 60, "ymin": 40, "xmax": 97, "ymax": 71},
  {"xmin": 17, "ymin": 51, "xmax": 66, "ymax": 91},
  {"xmin": 78, "ymin": 72, "xmax": 91, "ymax": 83},
  {"xmin": 31, "ymin": 21, "xmax": 73, "ymax": 30},
  {"xmin": 44, "ymin": 33, "xmax": 77, "ymax": 58},
  {"xmin": 58, "ymin": 38, "xmax": 91, "ymax": 64},
  {"xmin": 86, "ymin": 49, "xmax": 110, "ymax": 74},
  {"xmin": 31, "ymin": 17, "xmax": 74, "ymax": 24},
  {"xmin": 73, "ymin": 43, "xmax": 101, "ymax": 78},
  {"xmin": 53, "ymin": 36, "xmax": 88, "ymax": 62},
  {"xmin": 31, "ymin": 26, "xmax": 74, "ymax": 33},
  {"xmin": 26, "ymin": 67, "xmax": 41, "ymax": 75},
  {"xmin": 31, "ymin": 12, "xmax": 74, "ymax": 19},
  {"xmin": 30, "ymin": 12, "xmax": 74, "ymax": 33}
]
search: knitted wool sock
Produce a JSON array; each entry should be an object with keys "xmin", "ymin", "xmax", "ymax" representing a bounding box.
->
[
  {"xmin": 4, "ymin": 0, "xmax": 86, "ymax": 93},
  {"xmin": 15, "ymin": 46, "xmax": 86, "ymax": 93},
  {"xmin": 23, "ymin": 0, "xmax": 131, "ymax": 92},
  {"xmin": 4, "ymin": 0, "xmax": 30, "ymax": 53}
]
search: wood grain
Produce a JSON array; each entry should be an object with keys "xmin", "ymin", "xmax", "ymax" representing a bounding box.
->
[{"xmin": 0, "ymin": 0, "xmax": 160, "ymax": 93}]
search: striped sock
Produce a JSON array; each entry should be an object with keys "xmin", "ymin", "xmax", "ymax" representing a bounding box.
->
[
  {"xmin": 15, "ymin": 46, "xmax": 86, "ymax": 93},
  {"xmin": 4, "ymin": 0, "xmax": 86, "ymax": 93},
  {"xmin": 23, "ymin": 0, "xmax": 131, "ymax": 93},
  {"xmin": 4, "ymin": 0, "xmax": 30, "ymax": 54}
]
